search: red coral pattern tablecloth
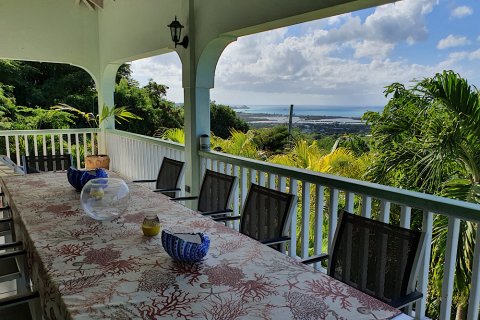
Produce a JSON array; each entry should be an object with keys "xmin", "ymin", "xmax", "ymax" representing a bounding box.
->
[{"xmin": 2, "ymin": 172, "xmax": 401, "ymax": 320}]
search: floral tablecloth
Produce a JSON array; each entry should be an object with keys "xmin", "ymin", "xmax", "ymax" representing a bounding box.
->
[{"xmin": 2, "ymin": 172, "xmax": 402, "ymax": 320}]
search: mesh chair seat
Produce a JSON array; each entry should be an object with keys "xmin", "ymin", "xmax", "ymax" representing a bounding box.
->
[
  {"xmin": 0, "ymin": 302, "xmax": 33, "ymax": 320},
  {"xmin": 0, "ymin": 242, "xmax": 39, "ymax": 319},
  {"xmin": 328, "ymin": 210, "xmax": 425, "ymax": 308},
  {"xmin": 22, "ymin": 154, "xmax": 73, "ymax": 174},
  {"xmin": 155, "ymin": 158, "xmax": 185, "ymax": 198},
  {"xmin": 133, "ymin": 157, "xmax": 185, "ymax": 198},
  {"xmin": 215, "ymin": 183, "xmax": 296, "ymax": 251},
  {"xmin": 197, "ymin": 170, "xmax": 238, "ymax": 213},
  {"xmin": 172, "ymin": 169, "xmax": 238, "ymax": 217}
]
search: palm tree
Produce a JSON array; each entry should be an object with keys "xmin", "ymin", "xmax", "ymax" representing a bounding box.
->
[{"xmin": 366, "ymin": 71, "xmax": 480, "ymax": 319}]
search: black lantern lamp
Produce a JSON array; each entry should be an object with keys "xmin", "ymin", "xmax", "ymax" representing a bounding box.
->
[{"xmin": 168, "ymin": 16, "xmax": 189, "ymax": 48}]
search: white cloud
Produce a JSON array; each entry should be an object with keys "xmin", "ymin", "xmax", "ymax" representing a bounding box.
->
[
  {"xmin": 313, "ymin": 0, "xmax": 437, "ymax": 58},
  {"xmin": 437, "ymin": 35, "xmax": 470, "ymax": 49},
  {"xmin": 129, "ymin": 0, "xmax": 480, "ymax": 106},
  {"xmin": 451, "ymin": 6, "xmax": 473, "ymax": 18},
  {"xmin": 468, "ymin": 49, "xmax": 480, "ymax": 60}
]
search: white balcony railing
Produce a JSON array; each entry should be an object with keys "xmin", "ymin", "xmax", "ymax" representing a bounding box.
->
[
  {"xmin": 106, "ymin": 129, "xmax": 480, "ymax": 320},
  {"xmin": 0, "ymin": 128, "xmax": 99, "ymax": 169},
  {"xmin": 106, "ymin": 129, "xmax": 185, "ymax": 194},
  {"xmin": 9, "ymin": 128, "xmax": 478, "ymax": 320}
]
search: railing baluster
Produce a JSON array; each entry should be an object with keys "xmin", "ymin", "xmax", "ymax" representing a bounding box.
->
[
  {"xmin": 345, "ymin": 191, "xmax": 355, "ymax": 212},
  {"xmin": 212, "ymin": 160, "xmax": 218, "ymax": 172},
  {"xmin": 23, "ymin": 135, "xmax": 29, "ymax": 156},
  {"xmin": 42, "ymin": 135, "xmax": 47, "ymax": 156},
  {"xmin": 206, "ymin": 158, "xmax": 212, "ymax": 171},
  {"xmin": 250, "ymin": 169, "xmax": 257, "ymax": 185},
  {"xmin": 416, "ymin": 211, "xmax": 434, "ymax": 319},
  {"xmin": 33, "ymin": 134, "xmax": 38, "ymax": 156},
  {"xmin": 328, "ymin": 188, "xmax": 339, "ymax": 260},
  {"xmin": 361, "ymin": 195, "xmax": 372, "ymax": 218},
  {"xmin": 379, "ymin": 200, "xmax": 391, "ymax": 223},
  {"xmin": 83, "ymin": 132, "xmax": 87, "ymax": 157},
  {"xmin": 259, "ymin": 171, "xmax": 266, "ymax": 186},
  {"xmin": 233, "ymin": 165, "xmax": 240, "ymax": 230},
  {"xmin": 268, "ymin": 173, "xmax": 276, "ymax": 190},
  {"xmin": 59, "ymin": 134, "xmax": 64, "ymax": 155},
  {"xmin": 240, "ymin": 166, "xmax": 248, "ymax": 208},
  {"xmin": 440, "ymin": 217, "xmax": 460, "ymax": 319},
  {"xmin": 400, "ymin": 206, "xmax": 411, "ymax": 228},
  {"xmin": 67, "ymin": 133, "xmax": 72, "ymax": 158},
  {"xmin": 314, "ymin": 184, "xmax": 325, "ymax": 270},
  {"xmin": 218, "ymin": 161, "xmax": 225, "ymax": 174},
  {"xmin": 201, "ymin": 157, "xmax": 207, "ymax": 177},
  {"xmin": 51, "ymin": 134, "xmax": 56, "ymax": 155},
  {"xmin": 467, "ymin": 222, "xmax": 480, "ymax": 320},
  {"xmin": 301, "ymin": 181, "xmax": 311, "ymax": 258},
  {"xmin": 5, "ymin": 135, "xmax": 10, "ymax": 159},
  {"xmin": 279, "ymin": 176, "xmax": 286, "ymax": 192},
  {"xmin": 75, "ymin": 133, "xmax": 80, "ymax": 168},
  {"xmin": 91, "ymin": 132, "xmax": 95, "ymax": 156},
  {"xmin": 289, "ymin": 178, "xmax": 298, "ymax": 257},
  {"xmin": 376, "ymin": 200, "xmax": 391, "ymax": 300},
  {"xmin": 14, "ymin": 135, "xmax": 20, "ymax": 165}
]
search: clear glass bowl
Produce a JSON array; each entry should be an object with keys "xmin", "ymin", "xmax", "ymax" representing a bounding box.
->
[{"xmin": 80, "ymin": 178, "xmax": 130, "ymax": 220}]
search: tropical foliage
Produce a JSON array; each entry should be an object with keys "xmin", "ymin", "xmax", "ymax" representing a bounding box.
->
[
  {"xmin": 366, "ymin": 70, "xmax": 480, "ymax": 319},
  {"xmin": 2, "ymin": 59, "xmax": 480, "ymax": 318}
]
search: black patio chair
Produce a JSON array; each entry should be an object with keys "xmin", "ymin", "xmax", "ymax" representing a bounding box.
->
[
  {"xmin": 132, "ymin": 157, "xmax": 185, "ymax": 198},
  {"xmin": 214, "ymin": 183, "xmax": 297, "ymax": 250},
  {"xmin": 22, "ymin": 154, "xmax": 73, "ymax": 174},
  {"xmin": 172, "ymin": 169, "xmax": 238, "ymax": 216},
  {"xmin": 0, "ymin": 238, "xmax": 40, "ymax": 319},
  {"xmin": 302, "ymin": 210, "xmax": 425, "ymax": 309}
]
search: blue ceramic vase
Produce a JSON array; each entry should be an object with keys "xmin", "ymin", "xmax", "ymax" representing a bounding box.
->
[
  {"xmin": 161, "ymin": 230, "xmax": 210, "ymax": 263},
  {"xmin": 67, "ymin": 167, "xmax": 108, "ymax": 191}
]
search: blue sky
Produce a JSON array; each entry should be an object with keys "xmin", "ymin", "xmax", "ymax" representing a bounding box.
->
[{"xmin": 131, "ymin": 0, "xmax": 480, "ymax": 107}]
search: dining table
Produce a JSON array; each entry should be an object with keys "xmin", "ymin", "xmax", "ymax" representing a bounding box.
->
[{"xmin": 1, "ymin": 171, "xmax": 409, "ymax": 320}]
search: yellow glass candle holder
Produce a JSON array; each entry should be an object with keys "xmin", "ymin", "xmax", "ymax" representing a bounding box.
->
[{"xmin": 142, "ymin": 214, "xmax": 161, "ymax": 236}]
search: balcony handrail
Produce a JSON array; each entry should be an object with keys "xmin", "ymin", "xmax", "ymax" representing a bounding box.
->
[
  {"xmin": 106, "ymin": 129, "xmax": 184, "ymax": 151},
  {"xmin": 0, "ymin": 128, "xmax": 100, "ymax": 135},
  {"xmin": 199, "ymin": 150, "xmax": 480, "ymax": 222}
]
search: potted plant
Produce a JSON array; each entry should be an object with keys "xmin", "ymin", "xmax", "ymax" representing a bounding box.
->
[{"xmin": 53, "ymin": 103, "xmax": 142, "ymax": 169}]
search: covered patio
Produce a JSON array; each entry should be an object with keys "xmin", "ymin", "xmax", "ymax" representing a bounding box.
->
[{"xmin": 1, "ymin": 1, "xmax": 480, "ymax": 319}]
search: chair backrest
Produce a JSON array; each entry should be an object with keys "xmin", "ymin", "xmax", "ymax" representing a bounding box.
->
[
  {"xmin": 22, "ymin": 154, "xmax": 73, "ymax": 174},
  {"xmin": 329, "ymin": 210, "xmax": 425, "ymax": 305},
  {"xmin": 197, "ymin": 169, "xmax": 238, "ymax": 213},
  {"xmin": 240, "ymin": 183, "xmax": 296, "ymax": 243},
  {"xmin": 156, "ymin": 157, "xmax": 185, "ymax": 197}
]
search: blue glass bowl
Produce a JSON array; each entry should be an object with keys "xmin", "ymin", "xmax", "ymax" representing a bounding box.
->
[
  {"xmin": 161, "ymin": 230, "xmax": 210, "ymax": 263},
  {"xmin": 67, "ymin": 167, "xmax": 108, "ymax": 191}
]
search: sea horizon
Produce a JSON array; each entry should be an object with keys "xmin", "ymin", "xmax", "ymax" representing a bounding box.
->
[{"xmin": 231, "ymin": 104, "xmax": 384, "ymax": 118}]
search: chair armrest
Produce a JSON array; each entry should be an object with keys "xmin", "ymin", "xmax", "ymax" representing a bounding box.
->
[
  {"xmin": 201, "ymin": 209, "xmax": 233, "ymax": 216},
  {"xmin": 389, "ymin": 291, "xmax": 423, "ymax": 309},
  {"xmin": 0, "ymin": 217, "xmax": 13, "ymax": 225},
  {"xmin": 261, "ymin": 236, "xmax": 290, "ymax": 246},
  {"xmin": 132, "ymin": 179, "xmax": 157, "ymax": 183},
  {"xmin": 0, "ymin": 241, "xmax": 22, "ymax": 250},
  {"xmin": 171, "ymin": 196, "xmax": 198, "ymax": 201},
  {"xmin": 153, "ymin": 188, "xmax": 181, "ymax": 193},
  {"xmin": 300, "ymin": 254, "xmax": 329, "ymax": 265},
  {"xmin": 0, "ymin": 249, "xmax": 26, "ymax": 262},
  {"xmin": 213, "ymin": 215, "xmax": 241, "ymax": 222},
  {"xmin": 0, "ymin": 291, "xmax": 39, "ymax": 308},
  {"xmin": 0, "ymin": 205, "xmax": 10, "ymax": 211}
]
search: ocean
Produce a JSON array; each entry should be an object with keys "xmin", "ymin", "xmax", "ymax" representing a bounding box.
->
[{"xmin": 232, "ymin": 105, "xmax": 384, "ymax": 118}]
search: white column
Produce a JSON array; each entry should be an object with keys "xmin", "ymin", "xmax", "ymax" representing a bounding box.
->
[
  {"xmin": 180, "ymin": 2, "xmax": 237, "ymax": 197},
  {"xmin": 96, "ymin": 64, "xmax": 120, "ymax": 154}
]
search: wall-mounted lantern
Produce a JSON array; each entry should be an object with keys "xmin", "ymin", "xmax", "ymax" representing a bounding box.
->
[{"xmin": 167, "ymin": 16, "xmax": 189, "ymax": 48}]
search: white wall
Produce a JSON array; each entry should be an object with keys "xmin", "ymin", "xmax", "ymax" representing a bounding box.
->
[{"xmin": 0, "ymin": 0, "xmax": 99, "ymax": 76}]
